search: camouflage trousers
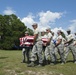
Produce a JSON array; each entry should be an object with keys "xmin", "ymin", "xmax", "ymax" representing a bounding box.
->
[
  {"xmin": 64, "ymin": 43, "xmax": 76, "ymax": 61},
  {"xmin": 56, "ymin": 44, "xmax": 65, "ymax": 63},
  {"xmin": 45, "ymin": 43, "xmax": 57, "ymax": 63},
  {"xmin": 30, "ymin": 41, "xmax": 43, "ymax": 64},
  {"xmin": 22, "ymin": 46, "xmax": 32, "ymax": 63}
]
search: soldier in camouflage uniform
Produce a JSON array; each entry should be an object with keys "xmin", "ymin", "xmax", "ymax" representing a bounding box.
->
[
  {"xmin": 44, "ymin": 28, "xmax": 56, "ymax": 65},
  {"xmin": 55, "ymin": 30, "xmax": 65, "ymax": 64},
  {"xmin": 27, "ymin": 23, "xmax": 43, "ymax": 67},
  {"xmin": 22, "ymin": 31, "xmax": 31, "ymax": 63},
  {"xmin": 74, "ymin": 33, "xmax": 76, "ymax": 46},
  {"xmin": 64, "ymin": 30, "xmax": 76, "ymax": 63}
]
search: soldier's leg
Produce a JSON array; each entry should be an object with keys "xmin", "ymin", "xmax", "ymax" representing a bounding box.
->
[
  {"xmin": 43, "ymin": 46, "xmax": 47, "ymax": 65},
  {"xmin": 50, "ymin": 44, "xmax": 57, "ymax": 65},
  {"xmin": 58, "ymin": 44, "xmax": 65, "ymax": 64},
  {"xmin": 22, "ymin": 48, "xmax": 26, "ymax": 62},
  {"xmin": 27, "ymin": 44, "xmax": 37, "ymax": 67},
  {"xmin": 64, "ymin": 45, "xmax": 70, "ymax": 62},
  {"xmin": 26, "ymin": 47, "xmax": 30, "ymax": 63},
  {"xmin": 30, "ymin": 44, "xmax": 37, "ymax": 62},
  {"xmin": 37, "ymin": 41, "xmax": 43, "ymax": 66},
  {"xmin": 70, "ymin": 44, "xmax": 76, "ymax": 63},
  {"xmin": 44, "ymin": 46, "xmax": 50, "ymax": 65},
  {"xmin": 45, "ymin": 46, "xmax": 50, "ymax": 61}
]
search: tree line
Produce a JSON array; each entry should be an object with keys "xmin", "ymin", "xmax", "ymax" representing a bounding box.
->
[{"xmin": 0, "ymin": 14, "xmax": 33, "ymax": 50}]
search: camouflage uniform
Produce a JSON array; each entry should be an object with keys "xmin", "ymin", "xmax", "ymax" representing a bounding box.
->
[
  {"xmin": 45, "ymin": 32, "xmax": 56, "ymax": 64},
  {"xmin": 74, "ymin": 33, "xmax": 76, "ymax": 48},
  {"xmin": 64, "ymin": 33, "xmax": 76, "ymax": 63},
  {"xmin": 22, "ymin": 46, "xmax": 32, "ymax": 63},
  {"xmin": 21, "ymin": 31, "xmax": 31, "ymax": 63},
  {"xmin": 29, "ymin": 28, "xmax": 43, "ymax": 65},
  {"xmin": 56, "ymin": 35, "xmax": 65, "ymax": 64}
]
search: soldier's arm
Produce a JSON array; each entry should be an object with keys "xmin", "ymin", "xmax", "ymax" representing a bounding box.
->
[
  {"xmin": 46, "ymin": 37, "xmax": 52, "ymax": 45},
  {"xmin": 74, "ymin": 41, "xmax": 76, "ymax": 46},
  {"xmin": 55, "ymin": 39, "xmax": 62, "ymax": 47},
  {"xmin": 74, "ymin": 43, "xmax": 76, "ymax": 45},
  {"xmin": 64, "ymin": 39, "xmax": 73, "ymax": 44},
  {"xmin": 33, "ymin": 34, "xmax": 38, "ymax": 44}
]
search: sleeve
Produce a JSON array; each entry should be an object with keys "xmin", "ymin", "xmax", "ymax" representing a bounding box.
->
[
  {"xmin": 34, "ymin": 29, "xmax": 39, "ymax": 35},
  {"xmin": 72, "ymin": 34, "xmax": 75, "ymax": 39},
  {"xmin": 48, "ymin": 33, "xmax": 52, "ymax": 38},
  {"xmin": 58, "ymin": 35, "xmax": 62, "ymax": 40},
  {"xmin": 68, "ymin": 34, "xmax": 74, "ymax": 41}
]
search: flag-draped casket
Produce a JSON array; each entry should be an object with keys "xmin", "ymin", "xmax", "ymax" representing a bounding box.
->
[
  {"xmin": 19, "ymin": 36, "xmax": 48, "ymax": 47},
  {"xmin": 19, "ymin": 36, "xmax": 34, "ymax": 47}
]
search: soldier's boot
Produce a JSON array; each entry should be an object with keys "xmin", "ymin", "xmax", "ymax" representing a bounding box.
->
[
  {"xmin": 21, "ymin": 54, "xmax": 26, "ymax": 63},
  {"xmin": 50, "ymin": 61, "xmax": 56, "ymax": 65},
  {"xmin": 74, "ymin": 60, "xmax": 76, "ymax": 64},
  {"xmin": 37, "ymin": 63, "xmax": 43, "ymax": 67},
  {"xmin": 46, "ymin": 60, "xmax": 50, "ymax": 65},
  {"xmin": 21, "ymin": 59, "xmax": 26, "ymax": 63},
  {"xmin": 27, "ymin": 61, "xmax": 35, "ymax": 67},
  {"xmin": 61, "ymin": 61, "xmax": 66, "ymax": 65},
  {"xmin": 27, "ymin": 57, "xmax": 30, "ymax": 64}
]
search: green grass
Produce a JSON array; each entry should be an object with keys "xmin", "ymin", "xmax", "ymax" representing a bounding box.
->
[{"xmin": 0, "ymin": 50, "xmax": 76, "ymax": 75}]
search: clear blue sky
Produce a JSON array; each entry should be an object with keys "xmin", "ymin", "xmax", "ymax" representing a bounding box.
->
[{"xmin": 0, "ymin": 0, "xmax": 76, "ymax": 32}]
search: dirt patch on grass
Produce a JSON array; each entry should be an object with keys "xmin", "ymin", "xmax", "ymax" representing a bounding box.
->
[
  {"xmin": 4, "ymin": 68, "xmax": 64, "ymax": 75},
  {"xmin": 23, "ymin": 70, "xmax": 64, "ymax": 75},
  {"xmin": 4, "ymin": 69, "xmax": 64, "ymax": 75}
]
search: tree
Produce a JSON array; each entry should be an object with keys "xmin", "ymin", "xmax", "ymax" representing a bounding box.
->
[{"xmin": 0, "ymin": 14, "xmax": 33, "ymax": 50}]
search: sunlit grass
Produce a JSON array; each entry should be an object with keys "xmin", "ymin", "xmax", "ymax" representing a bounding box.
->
[{"xmin": 0, "ymin": 50, "xmax": 76, "ymax": 75}]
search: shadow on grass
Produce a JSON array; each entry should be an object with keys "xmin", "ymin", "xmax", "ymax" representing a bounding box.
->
[
  {"xmin": 0, "ymin": 57, "xmax": 8, "ymax": 59},
  {"xmin": 67, "ymin": 60, "xmax": 74, "ymax": 63}
]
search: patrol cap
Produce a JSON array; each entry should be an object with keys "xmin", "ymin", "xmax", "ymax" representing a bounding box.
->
[
  {"xmin": 67, "ymin": 29, "xmax": 71, "ymax": 32},
  {"xmin": 46, "ymin": 27, "xmax": 51, "ymax": 31},
  {"xmin": 25, "ymin": 31, "xmax": 29, "ymax": 34},
  {"xmin": 32, "ymin": 23, "xmax": 38, "ymax": 26},
  {"xmin": 57, "ymin": 30, "xmax": 61, "ymax": 33},
  {"xmin": 41, "ymin": 30, "xmax": 46, "ymax": 32}
]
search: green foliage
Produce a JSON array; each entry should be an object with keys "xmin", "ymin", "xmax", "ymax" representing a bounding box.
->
[
  {"xmin": 27, "ymin": 28, "xmax": 33, "ymax": 35},
  {"xmin": 0, "ymin": 14, "xmax": 33, "ymax": 50}
]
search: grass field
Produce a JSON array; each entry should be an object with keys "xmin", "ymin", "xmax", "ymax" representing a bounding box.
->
[{"xmin": 0, "ymin": 50, "xmax": 76, "ymax": 75}]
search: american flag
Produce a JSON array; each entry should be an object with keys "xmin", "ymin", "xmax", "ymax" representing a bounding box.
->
[
  {"xmin": 19, "ymin": 36, "xmax": 48, "ymax": 47},
  {"xmin": 19, "ymin": 36, "xmax": 34, "ymax": 46}
]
